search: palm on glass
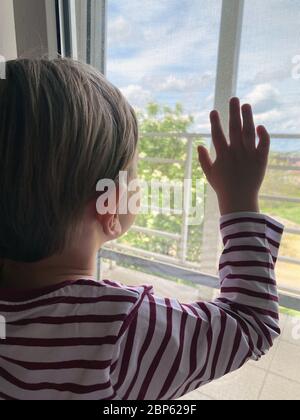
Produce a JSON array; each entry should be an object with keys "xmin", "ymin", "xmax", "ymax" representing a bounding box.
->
[{"xmin": 198, "ymin": 98, "xmax": 270, "ymax": 216}]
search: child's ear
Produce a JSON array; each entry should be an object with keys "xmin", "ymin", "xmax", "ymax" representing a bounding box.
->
[
  {"xmin": 100, "ymin": 213, "xmax": 122, "ymax": 239},
  {"xmin": 95, "ymin": 183, "xmax": 126, "ymax": 240}
]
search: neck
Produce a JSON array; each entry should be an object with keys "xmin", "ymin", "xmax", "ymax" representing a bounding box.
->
[
  {"xmin": 0, "ymin": 227, "xmax": 104, "ymax": 291},
  {"xmin": 0, "ymin": 203, "xmax": 106, "ymax": 291},
  {"xmin": 0, "ymin": 250, "xmax": 99, "ymax": 290}
]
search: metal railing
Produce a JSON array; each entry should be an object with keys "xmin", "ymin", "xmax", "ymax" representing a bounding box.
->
[{"xmin": 98, "ymin": 249, "xmax": 300, "ymax": 312}]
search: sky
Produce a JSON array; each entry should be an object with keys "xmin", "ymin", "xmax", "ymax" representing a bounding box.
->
[{"xmin": 106, "ymin": 0, "xmax": 300, "ymax": 147}]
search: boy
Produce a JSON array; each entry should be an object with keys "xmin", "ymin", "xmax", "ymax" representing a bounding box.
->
[{"xmin": 0, "ymin": 58, "xmax": 283, "ymax": 400}]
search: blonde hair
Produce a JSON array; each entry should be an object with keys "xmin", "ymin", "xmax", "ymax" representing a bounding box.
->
[{"xmin": 0, "ymin": 58, "xmax": 138, "ymax": 262}]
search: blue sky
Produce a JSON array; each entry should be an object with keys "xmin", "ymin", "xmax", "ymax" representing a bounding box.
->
[{"xmin": 107, "ymin": 0, "xmax": 300, "ymax": 139}]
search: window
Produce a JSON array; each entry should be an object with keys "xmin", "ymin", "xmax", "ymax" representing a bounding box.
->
[
  {"xmin": 237, "ymin": 0, "xmax": 300, "ymax": 294},
  {"xmin": 107, "ymin": 0, "xmax": 221, "ymax": 123},
  {"xmin": 101, "ymin": 0, "xmax": 300, "ymax": 296},
  {"xmin": 105, "ymin": 0, "xmax": 223, "ymax": 270},
  {"xmin": 102, "ymin": 2, "xmax": 300, "ymax": 400}
]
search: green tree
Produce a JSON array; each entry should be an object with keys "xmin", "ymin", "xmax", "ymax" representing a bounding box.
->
[{"xmin": 118, "ymin": 102, "xmax": 206, "ymax": 263}]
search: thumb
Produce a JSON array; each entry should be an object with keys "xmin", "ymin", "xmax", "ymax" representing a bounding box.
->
[
  {"xmin": 198, "ymin": 146, "xmax": 212, "ymax": 178},
  {"xmin": 257, "ymin": 125, "xmax": 270, "ymax": 162}
]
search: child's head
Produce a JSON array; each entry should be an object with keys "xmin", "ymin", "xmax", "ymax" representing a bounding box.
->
[{"xmin": 0, "ymin": 58, "xmax": 139, "ymax": 263}]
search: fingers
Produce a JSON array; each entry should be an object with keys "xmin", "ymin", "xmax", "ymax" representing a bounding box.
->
[
  {"xmin": 242, "ymin": 104, "xmax": 256, "ymax": 150},
  {"xmin": 198, "ymin": 146, "xmax": 213, "ymax": 178},
  {"xmin": 211, "ymin": 99, "xmax": 269, "ymax": 159},
  {"xmin": 257, "ymin": 125, "xmax": 270, "ymax": 161},
  {"xmin": 229, "ymin": 98, "xmax": 242, "ymax": 148},
  {"xmin": 210, "ymin": 110, "xmax": 228, "ymax": 156}
]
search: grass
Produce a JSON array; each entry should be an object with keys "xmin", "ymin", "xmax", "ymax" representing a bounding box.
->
[
  {"xmin": 260, "ymin": 157, "xmax": 300, "ymax": 289},
  {"xmin": 262, "ymin": 203, "xmax": 300, "ymax": 226},
  {"xmin": 280, "ymin": 307, "xmax": 300, "ymax": 317}
]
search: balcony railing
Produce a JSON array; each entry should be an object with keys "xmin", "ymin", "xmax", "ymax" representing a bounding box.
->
[{"xmin": 98, "ymin": 249, "xmax": 300, "ymax": 312}]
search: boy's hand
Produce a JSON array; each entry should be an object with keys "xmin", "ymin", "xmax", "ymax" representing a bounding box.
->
[{"xmin": 198, "ymin": 98, "xmax": 270, "ymax": 216}]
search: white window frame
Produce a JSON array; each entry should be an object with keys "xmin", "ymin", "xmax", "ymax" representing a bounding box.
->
[
  {"xmin": 56, "ymin": 0, "xmax": 74, "ymax": 58},
  {"xmin": 0, "ymin": 0, "xmax": 17, "ymax": 60},
  {"xmin": 13, "ymin": 0, "xmax": 58, "ymax": 58},
  {"xmin": 61, "ymin": 0, "xmax": 107, "ymax": 74},
  {"xmin": 201, "ymin": 0, "xmax": 245, "ymax": 274},
  {"xmin": 1, "ymin": 0, "xmax": 106, "ymax": 72},
  {"xmin": 88, "ymin": 0, "xmax": 107, "ymax": 74},
  {"xmin": 0, "ymin": 0, "xmax": 59, "ymax": 60}
]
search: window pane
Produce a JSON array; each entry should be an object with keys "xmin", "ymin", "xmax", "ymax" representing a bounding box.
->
[
  {"xmin": 238, "ymin": 0, "xmax": 300, "ymax": 134},
  {"xmin": 107, "ymin": 0, "xmax": 221, "ymax": 128},
  {"xmin": 237, "ymin": 0, "xmax": 300, "ymax": 289},
  {"xmin": 107, "ymin": 0, "xmax": 222, "ymax": 264}
]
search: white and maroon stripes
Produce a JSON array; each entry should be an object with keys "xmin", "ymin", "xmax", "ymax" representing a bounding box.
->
[
  {"xmin": 0, "ymin": 212, "xmax": 283, "ymax": 400},
  {"xmin": 0, "ymin": 281, "xmax": 148, "ymax": 400}
]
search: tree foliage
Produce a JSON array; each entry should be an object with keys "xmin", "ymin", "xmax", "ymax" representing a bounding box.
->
[{"xmin": 118, "ymin": 102, "xmax": 206, "ymax": 263}]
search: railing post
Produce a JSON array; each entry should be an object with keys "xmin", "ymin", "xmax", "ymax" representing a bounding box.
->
[
  {"xmin": 180, "ymin": 137, "xmax": 194, "ymax": 263},
  {"xmin": 200, "ymin": 0, "xmax": 244, "ymax": 274}
]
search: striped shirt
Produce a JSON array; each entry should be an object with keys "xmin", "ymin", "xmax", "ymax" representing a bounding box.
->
[{"xmin": 0, "ymin": 212, "xmax": 284, "ymax": 400}]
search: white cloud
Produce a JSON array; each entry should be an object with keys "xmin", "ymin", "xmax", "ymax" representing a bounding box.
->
[
  {"xmin": 241, "ymin": 83, "xmax": 300, "ymax": 133},
  {"xmin": 243, "ymin": 84, "xmax": 281, "ymax": 114},
  {"xmin": 252, "ymin": 64, "xmax": 292, "ymax": 85},
  {"xmin": 107, "ymin": 2, "xmax": 220, "ymax": 84},
  {"xmin": 192, "ymin": 114, "xmax": 211, "ymax": 132},
  {"xmin": 256, "ymin": 106, "xmax": 300, "ymax": 133},
  {"xmin": 108, "ymin": 26, "xmax": 211, "ymax": 83},
  {"xmin": 158, "ymin": 75, "xmax": 187, "ymax": 92},
  {"xmin": 141, "ymin": 72, "xmax": 215, "ymax": 93},
  {"xmin": 107, "ymin": 1, "xmax": 300, "ymax": 135},
  {"xmin": 120, "ymin": 85, "xmax": 154, "ymax": 109},
  {"xmin": 253, "ymin": 109, "xmax": 282, "ymax": 125},
  {"xmin": 108, "ymin": 16, "xmax": 133, "ymax": 44},
  {"xmin": 112, "ymin": 0, "xmax": 171, "ymax": 24}
]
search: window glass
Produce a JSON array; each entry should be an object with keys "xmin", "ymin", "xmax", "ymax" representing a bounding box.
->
[
  {"xmin": 107, "ymin": 0, "xmax": 222, "ymax": 131},
  {"xmin": 237, "ymin": 0, "xmax": 300, "ymax": 290},
  {"xmin": 107, "ymin": 0, "xmax": 222, "ymax": 265}
]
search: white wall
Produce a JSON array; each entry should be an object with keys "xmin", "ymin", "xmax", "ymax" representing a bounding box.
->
[{"xmin": 0, "ymin": 0, "xmax": 17, "ymax": 60}]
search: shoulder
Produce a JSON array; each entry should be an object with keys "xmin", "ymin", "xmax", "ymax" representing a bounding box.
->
[
  {"xmin": 67, "ymin": 279, "xmax": 155, "ymax": 339},
  {"xmin": 70, "ymin": 278, "xmax": 154, "ymax": 299},
  {"xmin": 62, "ymin": 278, "xmax": 154, "ymax": 316}
]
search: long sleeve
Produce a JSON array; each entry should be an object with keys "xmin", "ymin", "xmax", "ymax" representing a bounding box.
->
[{"xmin": 110, "ymin": 212, "xmax": 284, "ymax": 400}]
